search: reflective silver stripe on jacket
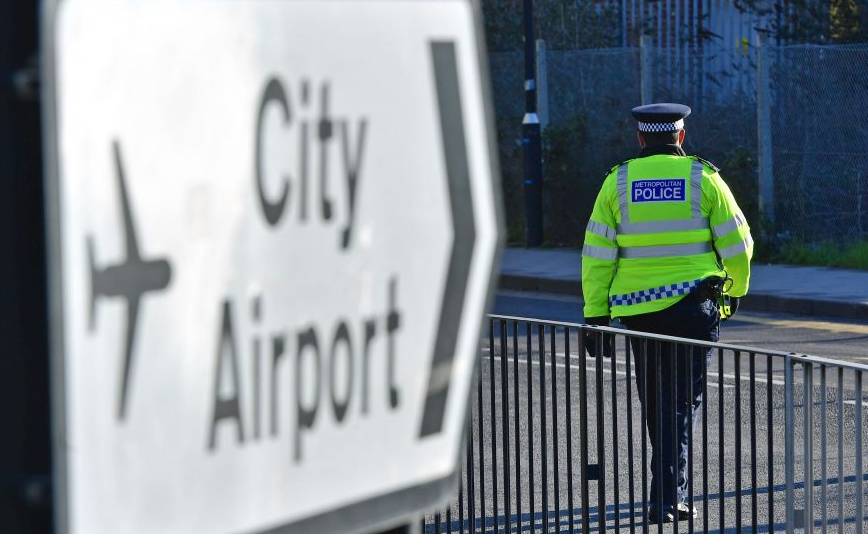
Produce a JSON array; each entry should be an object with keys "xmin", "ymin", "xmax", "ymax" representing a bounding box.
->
[
  {"xmin": 619, "ymin": 242, "xmax": 712, "ymax": 259},
  {"xmin": 618, "ymin": 217, "xmax": 710, "ymax": 235},
  {"xmin": 582, "ymin": 243, "xmax": 618, "ymax": 260},
  {"xmin": 586, "ymin": 220, "xmax": 617, "ymax": 241},
  {"xmin": 616, "ymin": 164, "xmax": 630, "ymax": 223},
  {"xmin": 690, "ymin": 160, "xmax": 704, "ymax": 218},
  {"xmin": 712, "ymin": 212, "xmax": 747, "ymax": 239},
  {"xmin": 717, "ymin": 234, "xmax": 754, "ymax": 259}
]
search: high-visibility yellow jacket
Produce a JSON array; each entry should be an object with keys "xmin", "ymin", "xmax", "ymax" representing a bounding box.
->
[{"xmin": 582, "ymin": 151, "xmax": 753, "ymax": 319}]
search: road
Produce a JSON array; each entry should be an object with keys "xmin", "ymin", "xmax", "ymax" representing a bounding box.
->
[{"xmin": 424, "ymin": 291, "xmax": 868, "ymax": 533}]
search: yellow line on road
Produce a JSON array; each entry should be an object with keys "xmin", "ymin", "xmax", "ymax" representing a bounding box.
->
[{"xmin": 734, "ymin": 314, "xmax": 868, "ymax": 335}]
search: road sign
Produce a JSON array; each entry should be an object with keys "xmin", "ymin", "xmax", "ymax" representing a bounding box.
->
[{"xmin": 42, "ymin": 1, "xmax": 503, "ymax": 533}]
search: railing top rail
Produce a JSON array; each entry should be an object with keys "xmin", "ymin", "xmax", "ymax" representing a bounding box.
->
[
  {"xmin": 488, "ymin": 313, "xmax": 868, "ymax": 372},
  {"xmin": 787, "ymin": 352, "xmax": 868, "ymax": 371}
]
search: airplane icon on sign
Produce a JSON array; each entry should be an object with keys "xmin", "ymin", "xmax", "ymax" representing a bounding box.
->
[{"xmin": 87, "ymin": 140, "xmax": 173, "ymax": 421}]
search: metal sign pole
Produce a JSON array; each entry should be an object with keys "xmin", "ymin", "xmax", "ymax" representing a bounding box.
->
[
  {"xmin": 0, "ymin": 1, "xmax": 53, "ymax": 532},
  {"xmin": 522, "ymin": 0, "xmax": 543, "ymax": 247}
]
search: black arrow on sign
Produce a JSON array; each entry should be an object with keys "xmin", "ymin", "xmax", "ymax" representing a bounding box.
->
[
  {"xmin": 419, "ymin": 41, "xmax": 476, "ymax": 438},
  {"xmin": 87, "ymin": 140, "xmax": 172, "ymax": 421}
]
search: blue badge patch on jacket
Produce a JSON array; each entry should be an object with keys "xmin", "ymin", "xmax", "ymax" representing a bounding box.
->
[{"xmin": 631, "ymin": 179, "xmax": 686, "ymax": 203}]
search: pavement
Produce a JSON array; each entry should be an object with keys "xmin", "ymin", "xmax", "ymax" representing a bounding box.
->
[{"xmin": 498, "ymin": 247, "xmax": 868, "ymax": 322}]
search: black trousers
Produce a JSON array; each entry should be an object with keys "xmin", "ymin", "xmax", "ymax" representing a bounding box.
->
[{"xmin": 621, "ymin": 295, "xmax": 720, "ymax": 510}]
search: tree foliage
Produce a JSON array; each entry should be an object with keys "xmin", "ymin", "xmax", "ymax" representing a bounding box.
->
[
  {"xmin": 736, "ymin": 0, "xmax": 868, "ymax": 43},
  {"xmin": 482, "ymin": 0, "xmax": 621, "ymax": 52},
  {"xmin": 482, "ymin": 0, "xmax": 868, "ymax": 49}
]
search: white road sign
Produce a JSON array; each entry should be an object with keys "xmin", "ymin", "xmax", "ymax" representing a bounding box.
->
[{"xmin": 42, "ymin": 1, "xmax": 503, "ymax": 533}]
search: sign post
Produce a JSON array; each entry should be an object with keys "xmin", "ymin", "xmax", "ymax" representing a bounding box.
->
[{"xmin": 42, "ymin": 2, "xmax": 503, "ymax": 533}]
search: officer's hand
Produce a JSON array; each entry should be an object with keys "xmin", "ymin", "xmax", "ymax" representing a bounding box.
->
[{"xmin": 583, "ymin": 316, "xmax": 614, "ymax": 358}]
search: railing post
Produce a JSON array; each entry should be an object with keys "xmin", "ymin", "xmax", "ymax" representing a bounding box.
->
[
  {"xmin": 837, "ymin": 368, "xmax": 845, "ymax": 529},
  {"xmin": 803, "ymin": 362, "xmax": 814, "ymax": 534},
  {"xmin": 625, "ymin": 339, "xmax": 636, "ymax": 534},
  {"xmin": 735, "ymin": 351, "xmax": 743, "ymax": 531},
  {"xmin": 819, "ymin": 365, "xmax": 827, "ymax": 534},
  {"xmin": 490, "ymin": 322, "xmax": 499, "ymax": 533},
  {"xmin": 610, "ymin": 337, "xmax": 620, "ymax": 533},
  {"xmin": 478, "ymin": 326, "xmax": 486, "ymax": 532},
  {"xmin": 467, "ymin": 402, "xmax": 476, "ymax": 534},
  {"xmin": 718, "ymin": 348, "xmax": 726, "ymax": 533},
  {"xmin": 578, "ymin": 327, "xmax": 591, "ymax": 534},
  {"xmin": 749, "ymin": 352, "xmax": 758, "ymax": 532},
  {"xmin": 702, "ymin": 348, "xmax": 709, "ymax": 533},
  {"xmin": 527, "ymin": 323, "xmax": 535, "ymax": 534},
  {"xmin": 500, "ymin": 320, "xmax": 511, "ymax": 533},
  {"xmin": 564, "ymin": 329, "xmax": 575, "ymax": 534},
  {"xmin": 538, "ymin": 324, "xmax": 549, "ymax": 533},
  {"xmin": 785, "ymin": 355, "xmax": 795, "ymax": 533},
  {"xmin": 597, "ymin": 332, "xmax": 608, "ymax": 532},
  {"xmin": 768, "ymin": 355, "xmax": 775, "ymax": 529},
  {"xmin": 512, "ymin": 321, "xmax": 523, "ymax": 534},
  {"xmin": 856, "ymin": 370, "xmax": 863, "ymax": 534},
  {"xmin": 550, "ymin": 327, "xmax": 561, "ymax": 532}
]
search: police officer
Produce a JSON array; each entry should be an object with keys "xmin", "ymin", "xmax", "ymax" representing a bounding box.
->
[{"xmin": 581, "ymin": 103, "xmax": 753, "ymax": 523}]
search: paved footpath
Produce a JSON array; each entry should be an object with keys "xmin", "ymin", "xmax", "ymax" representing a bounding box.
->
[{"xmin": 498, "ymin": 248, "xmax": 868, "ymax": 321}]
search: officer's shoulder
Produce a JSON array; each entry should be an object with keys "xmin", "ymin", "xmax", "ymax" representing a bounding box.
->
[
  {"xmin": 688, "ymin": 155, "xmax": 720, "ymax": 173},
  {"xmin": 604, "ymin": 157, "xmax": 635, "ymax": 179}
]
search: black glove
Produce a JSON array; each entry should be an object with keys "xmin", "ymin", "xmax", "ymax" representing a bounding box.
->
[
  {"xmin": 583, "ymin": 316, "xmax": 609, "ymax": 327},
  {"xmin": 583, "ymin": 316, "xmax": 614, "ymax": 358}
]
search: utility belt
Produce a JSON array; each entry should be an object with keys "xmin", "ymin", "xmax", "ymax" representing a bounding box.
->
[
  {"xmin": 692, "ymin": 276, "xmax": 727, "ymax": 302},
  {"xmin": 693, "ymin": 275, "xmax": 738, "ymax": 320}
]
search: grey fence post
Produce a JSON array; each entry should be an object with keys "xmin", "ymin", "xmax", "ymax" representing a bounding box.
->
[
  {"xmin": 785, "ymin": 355, "xmax": 795, "ymax": 533},
  {"xmin": 535, "ymin": 39, "xmax": 549, "ymax": 131},
  {"xmin": 856, "ymin": 371, "xmax": 864, "ymax": 534},
  {"xmin": 640, "ymin": 34, "xmax": 653, "ymax": 105},
  {"xmin": 756, "ymin": 31, "xmax": 775, "ymax": 229},
  {"xmin": 803, "ymin": 362, "xmax": 814, "ymax": 534}
]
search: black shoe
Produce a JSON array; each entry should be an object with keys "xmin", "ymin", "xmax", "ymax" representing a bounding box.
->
[
  {"xmin": 676, "ymin": 502, "xmax": 698, "ymax": 519},
  {"xmin": 647, "ymin": 506, "xmax": 675, "ymax": 524}
]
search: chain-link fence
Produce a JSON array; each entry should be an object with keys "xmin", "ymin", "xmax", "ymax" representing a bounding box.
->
[
  {"xmin": 489, "ymin": 42, "xmax": 868, "ymax": 255},
  {"xmin": 771, "ymin": 44, "xmax": 868, "ymax": 243}
]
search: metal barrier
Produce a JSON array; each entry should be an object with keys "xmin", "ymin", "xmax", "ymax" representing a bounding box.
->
[{"xmin": 422, "ymin": 315, "xmax": 868, "ymax": 533}]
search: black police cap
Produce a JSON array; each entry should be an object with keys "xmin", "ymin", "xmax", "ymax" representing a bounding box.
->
[{"xmin": 631, "ymin": 103, "xmax": 691, "ymax": 133}]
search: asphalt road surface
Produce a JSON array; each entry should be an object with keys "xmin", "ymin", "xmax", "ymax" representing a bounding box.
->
[{"xmin": 424, "ymin": 291, "xmax": 868, "ymax": 533}]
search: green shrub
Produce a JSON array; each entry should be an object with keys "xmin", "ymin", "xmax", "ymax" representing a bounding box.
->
[
  {"xmin": 540, "ymin": 115, "xmax": 592, "ymax": 247},
  {"xmin": 773, "ymin": 239, "xmax": 868, "ymax": 270}
]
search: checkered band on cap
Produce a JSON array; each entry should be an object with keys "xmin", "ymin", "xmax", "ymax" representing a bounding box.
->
[
  {"xmin": 609, "ymin": 278, "xmax": 701, "ymax": 308},
  {"xmin": 637, "ymin": 118, "xmax": 685, "ymax": 133}
]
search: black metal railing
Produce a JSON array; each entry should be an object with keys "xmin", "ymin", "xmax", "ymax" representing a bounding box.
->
[{"xmin": 422, "ymin": 315, "xmax": 868, "ymax": 533}]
